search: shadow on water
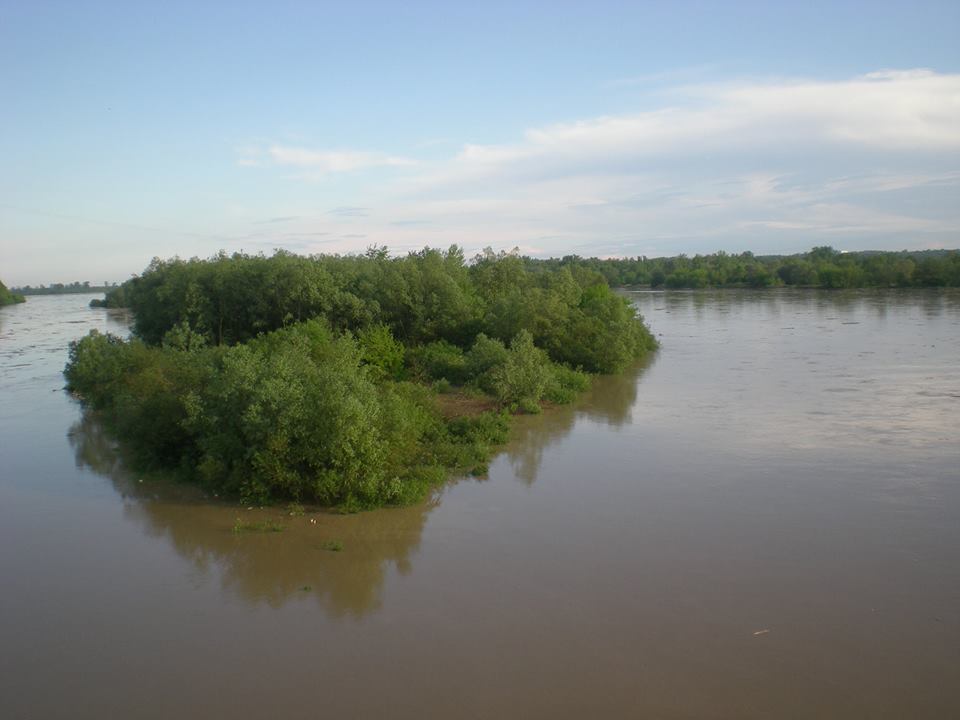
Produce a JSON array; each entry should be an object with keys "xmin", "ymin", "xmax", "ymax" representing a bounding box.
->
[{"xmin": 65, "ymin": 353, "xmax": 654, "ymax": 614}]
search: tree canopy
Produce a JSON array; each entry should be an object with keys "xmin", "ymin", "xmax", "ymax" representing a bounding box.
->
[{"xmin": 66, "ymin": 247, "xmax": 657, "ymax": 508}]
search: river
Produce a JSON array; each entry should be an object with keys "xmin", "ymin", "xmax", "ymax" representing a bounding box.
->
[{"xmin": 1, "ymin": 290, "xmax": 958, "ymax": 718}]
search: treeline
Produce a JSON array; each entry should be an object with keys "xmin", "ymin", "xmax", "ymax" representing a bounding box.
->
[
  {"xmin": 1, "ymin": 279, "xmax": 26, "ymax": 306},
  {"xmin": 66, "ymin": 247, "xmax": 657, "ymax": 508},
  {"xmin": 13, "ymin": 281, "xmax": 120, "ymax": 296},
  {"xmin": 545, "ymin": 247, "xmax": 960, "ymax": 289}
]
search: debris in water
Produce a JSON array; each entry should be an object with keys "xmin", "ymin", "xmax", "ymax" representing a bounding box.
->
[{"xmin": 753, "ymin": 629, "xmax": 771, "ymax": 636}]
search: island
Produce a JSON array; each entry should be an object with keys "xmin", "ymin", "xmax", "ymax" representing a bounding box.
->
[{"xmin": 65, "ymin": 247, "xmax": 657, "ymax": 510}]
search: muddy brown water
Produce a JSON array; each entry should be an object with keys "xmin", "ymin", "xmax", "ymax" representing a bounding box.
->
[{"xmin": 1, "ymin": 290, "xmax": 958, "ymax": 718}]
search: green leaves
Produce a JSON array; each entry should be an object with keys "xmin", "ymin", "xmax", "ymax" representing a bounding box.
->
[
  {"xmin": 64, "ymin": 247, "xmax": 663, "ymax": 509},
  {"xmin": 491, "ymin": 330, "xmax": 551, "ymax": 410},
  {"xmin": 357, "ymin": 324, "xmax": 404, "ymax": 380},
  {"xmin": 64, "ymin": 321, "xmax": 495, "ymax": 509}
]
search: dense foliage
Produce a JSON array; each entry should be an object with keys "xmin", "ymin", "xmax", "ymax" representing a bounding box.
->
[
  {"xmin": 0, "ymin": 279, "xmax": 26, "ymax": 306},
  {"xmin": 67, "ymin": 247, "xmax": 657, "ymax": 508},
  {"xmin": 544, "ymin": 247, "xmax": 960, "ymax": 289},
  {"xmin": 100, "ymin": 246, "xmax": 655, "ymax": 372}
]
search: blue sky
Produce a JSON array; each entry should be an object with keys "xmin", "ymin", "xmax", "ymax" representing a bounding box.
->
[{"xmin": 2, "ymin": 1, "xmax": 958, "ymax": 285}]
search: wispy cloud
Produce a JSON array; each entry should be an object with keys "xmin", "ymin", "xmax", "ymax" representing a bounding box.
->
[
  {"xmin": 235, "ymin": 70, "xmax": 960, "ymax": 258},
  {"xmin": 255, "ymin": 215, "xmax": 300, "ymax": 224},
  {"xmin": 267, "ymin": 145, "xmax": 415, "ymax": 174},
  {"xmin": 327, "ymin": 206, "xmax": 370, "ymax": 217},
  {"xmin": 425, "ymin": 69, "xmax": 960, "ymax": 188}
]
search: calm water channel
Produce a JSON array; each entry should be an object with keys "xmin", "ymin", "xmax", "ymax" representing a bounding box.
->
[{"xmin": 1, "ymin": 290, "xmax": 958, "ymax": 718}]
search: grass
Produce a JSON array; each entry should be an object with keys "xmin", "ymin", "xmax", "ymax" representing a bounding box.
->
[
  {"xmin": 232, "ymin": 518, "xmax": 285, "ymax": 534},
  {"xmin": 321, "ymin": 539, "xmax": 344, "ymax": 552}
]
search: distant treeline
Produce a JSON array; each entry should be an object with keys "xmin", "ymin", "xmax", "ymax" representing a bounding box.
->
[
  {"xmin": 543, "ymin": 247, "xmax": 960, "ymax": 289},
  {"xmin": 67, "ymin": 247, "xmax": 656, "ymax": 509},
  {"xmin": 14, "ymin": 281, "xmax": 121, "ymax": 296},
  {"xmin": 1, "ymin": 279, "xmax": 26, "ymax": 306}
]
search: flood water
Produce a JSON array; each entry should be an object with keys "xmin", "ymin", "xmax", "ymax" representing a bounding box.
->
[{"xmin": 1, "ymin": 290, "xmax": 958, "ymax": 718}]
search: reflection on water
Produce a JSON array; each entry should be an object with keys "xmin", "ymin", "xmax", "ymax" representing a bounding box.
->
[
  {"xmin": 654, "ymin": 286, "xmax": 960, "ymax": 319},
  {"xmin": 68, "ymin": 410, "xmax": 434, "ymax": 617},
  {"xmin": 65, "ymin": 350, "xmax": 654, "ymax": 611},
  {"xmin": 504, "ymin": 358, "xmax": 649, "ymax": 484}
]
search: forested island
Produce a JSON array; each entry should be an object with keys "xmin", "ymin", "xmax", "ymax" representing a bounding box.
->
[
  {"xmin": 66, "ymin": 247, "xmax": 656, "ymax": 509},
  {"xmin": 555, "ymin": 246, "xmax": 960, "ymax": 289},
  {"xmin": 1, "ymin": 279, "xmax": 26, "ymax": 306}
]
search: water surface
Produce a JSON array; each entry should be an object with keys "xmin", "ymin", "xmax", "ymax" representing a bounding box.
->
[{"xmin": 1, "ymin": 290, "xmax": 958, "ymax": 718}]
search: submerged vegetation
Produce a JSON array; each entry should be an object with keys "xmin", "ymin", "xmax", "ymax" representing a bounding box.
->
[
  {"xmin": 1, "ymin": 279, "xmax": 26, "ymax": 306},
  {"xmin": 66, "ymin": 247, "xmax": 657, "ymax": 509},
  {"xmin": 550, "ymin": 247, "xmax": 960, "ymax": 289},
  {"xmin": 233, "ymin": 518, "xmax": 285, "ymax": 534}
]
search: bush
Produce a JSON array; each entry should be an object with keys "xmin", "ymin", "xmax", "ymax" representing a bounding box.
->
[
  {"xmin": 408, "ymin": 340, "xmax": 468, "ymax": 383},
  {"xmin": 65, "ymin": 331, "xmax": 139, "ymax": 407},
  {"xmin": 544, "ymin": 364, "xmax": 592, "ymax": 404},
  {"xmin": 492, "ymin": 330, "xmax": 551, "ymax": 410},
  {"xmin": 465, "ymin": 333, "xmax": 508, "ymax": 393}
]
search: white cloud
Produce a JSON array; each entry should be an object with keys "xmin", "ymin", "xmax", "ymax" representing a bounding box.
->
[
  {"xmin": 436, "ymin": 68, "xmax": 960, "ymax": 184},
  {"xmin": 237, "ymin": 70, "xmax": 960, "ymax": 258}
]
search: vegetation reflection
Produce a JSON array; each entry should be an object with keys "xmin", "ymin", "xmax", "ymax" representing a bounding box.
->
[
  {"xmin": 68, "ymin": 373, "xmax": 632, "ymax": 615},
  {"xmin": 69, "ymin": 410, "xmax": 434, "ymax": 617}
]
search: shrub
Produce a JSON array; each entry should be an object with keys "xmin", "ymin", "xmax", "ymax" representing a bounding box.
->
[
  {"xmin": 408, "ymin": 340, "xmax": 468, "ymax": 383},
  {"xmin": 544, "ymin": 364, "xmax": 592, "ymax": 404},
  {"xmin": 492, "ymin": 330, "xmax": 551, "ymax": 410},
  {"xmin": 465, "ymin": 333, "xmax": 508, "ymax": 393}
]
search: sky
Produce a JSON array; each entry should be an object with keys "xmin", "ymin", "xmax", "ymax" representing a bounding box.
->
[{"xmin": 1, "ymin": 0, "xmax": 959, "ymax": 286}]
